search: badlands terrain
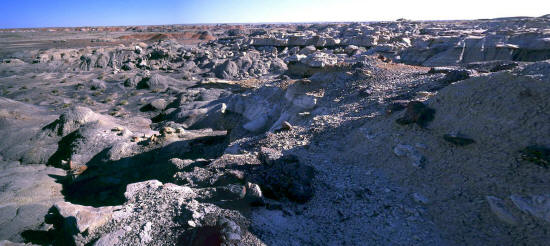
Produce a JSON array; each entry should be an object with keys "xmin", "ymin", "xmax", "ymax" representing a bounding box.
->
[{"xmin": 0, "ymin": 16, "xmax": 550, "ymax": 245}]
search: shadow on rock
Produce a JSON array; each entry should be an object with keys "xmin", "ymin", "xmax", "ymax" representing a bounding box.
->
[
  {"xmin": 51, "ymin": 134, "xmax": 230, "ymax": 207},
  {"xmin": 21, "ymin": 207, "xmax": 77, "ymax": 246}
]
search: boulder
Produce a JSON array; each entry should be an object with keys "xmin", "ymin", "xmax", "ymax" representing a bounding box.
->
[{"xmin": 215, "ymin": 60, "xmax": 239, "ymax": 79}]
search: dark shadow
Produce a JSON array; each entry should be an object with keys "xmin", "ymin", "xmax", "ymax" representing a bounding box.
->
[
  {"xmin": 21, "ymin": 206, "xmax": 77, "ymax": 246},
  {"xmin": 47, "ymin": 130, "xmax": 83, "ymax": 168},
  {"xmin": 177, "ymin": 226, "xmax": 223, "ymax": 246},
  {"xmin": 50, "ymin": 133, "xmax": 230, "ymax": 207}
]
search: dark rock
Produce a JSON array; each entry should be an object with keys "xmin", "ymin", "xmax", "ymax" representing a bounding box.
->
[
  {"xmin": 490, "ymin": 62, "xmax": 518, "ymax": 72},
  {"xmin": 428, "ymin": 67, "xmax": 455, "ymax": 74},
  {"xmin": 281, "ymin": 121, "xmax": 292, "ymax": 131},
  {"xmin": 149, "ymin": 48, "xmax": 169, "ymax": 60},
  {"xmin": 386, "ymin": 100, "xmax": 409, "ymax": 114},
  {"xmin": 178, "ymin": 226, "xmax": 223, "ymax": 246},
  {"xmin": 215, "ymin": 184, "xmax": 246, "ymax": 200},
  {"xmin": 395, "ymin": 101, "xmax": 435, "ymax": 127},
  {"xmin": 137, "ymin": 74, "xmax": 168, "ymax": 90},
  {"xmin": 121, "ymin": 62, "xmax": 135, "ymax": 71},
  {"xmin": 177, "ymin": 218, "xmax": 242, "ymax": 246},
  {"xmin": 441, "ymin": 70, "xmax": 470, "ymax": 84},
  {"xmin": 520, "ymin": 145, "xmax": 550, "ymax": 167},
  {"xmin": 443, "ymin": 133, "xmax": 475, "ymax": 146},
  {"xmin": 258, "ymin": 154, "xmax": 315, "ymax": 203},
  {"xmin": 140, "ymin": 99, "xmax": 167, "ymax": 111}
]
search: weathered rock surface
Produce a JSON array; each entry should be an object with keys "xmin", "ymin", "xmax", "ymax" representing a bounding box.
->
[{"xmin": 1, "ymin": 15, "xmax": 550, "ymax": 246}]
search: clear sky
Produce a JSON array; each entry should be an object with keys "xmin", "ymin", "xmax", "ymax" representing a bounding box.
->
[{"xmin": 1, "ymin": 0, "xmax": 549, "ymax": 28}]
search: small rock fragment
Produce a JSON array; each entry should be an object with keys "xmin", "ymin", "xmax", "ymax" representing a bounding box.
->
[
  {"xmin": 216, "ymin": 184, "xmax": 246, "ymax": 200},
  {"xmin": 486, "ymin": 196, "xmax": 519, "ymax": 225},
  {"xmin": 161, "ymin": 126, "xmax": 176, "ymax": 135},
  {"xmin": 245, "ymin": 182, "xmax": 264, "ymax": 205},
  {"xmin": 386, "ymin": 100, "xmax": 409, "ymax": 114},
  {"xmin": 412, "ymin": 193, "xmax": 429, "ymax": 204},
  {"xmin": 441, "ymin": 69, "xmax": 470, "ymax": 84},
  {"xmin": 443, "ymin": 132, "xmax": 475, "ymax": 146},
  {"xmin": 218, "ymin": 217, "xmax": 242, "ymax": 244},
  {"xmin": 519, "ymin": 145, "xmax": 550, "ymax": 167},
  {"xmin": 395, "ymin": 101, "xmax": 435, "ymax": 127},
  {"xmin": 393, "ymin": 144, "xmax": 425, "ymax": 168},
  {"xmin": 111, "ymin": 126, "xmax": 124, "ymax": 132},
  {"xmin": 281, "ymin": 121, "xmax": 292, "ymax": 131}
]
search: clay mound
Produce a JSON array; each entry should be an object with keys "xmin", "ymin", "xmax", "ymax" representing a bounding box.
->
[{"xmin": 428, "ymin": 72, "xmax": 550, "ymax": 152}]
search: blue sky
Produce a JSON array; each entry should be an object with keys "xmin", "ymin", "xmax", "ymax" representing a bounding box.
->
[{"xmin": 1, "ymin": 0, "xmax": 549, "ymax": 28}]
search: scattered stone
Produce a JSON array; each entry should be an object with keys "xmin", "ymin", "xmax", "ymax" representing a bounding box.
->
[
  {"xmin": 443, "ymin": 132, "xmax": 475, "ymax": 146},
  {"xmin": 245, "ymin": 182, "xmax": 264, "ymax": 205}
]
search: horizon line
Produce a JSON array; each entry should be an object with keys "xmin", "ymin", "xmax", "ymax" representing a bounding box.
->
[{"xmin": 1, "ymin": 15, "xmax": 546, "ymax": 30}]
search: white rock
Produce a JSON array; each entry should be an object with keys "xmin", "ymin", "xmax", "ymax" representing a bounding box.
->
[{"xmin": 292, "ymin": 95, "xmax": 317, "ymax": 111}]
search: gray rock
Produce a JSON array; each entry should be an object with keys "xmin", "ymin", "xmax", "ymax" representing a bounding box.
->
[
  {"xmin": 215, "ymin": 60, "xmax": 239, "ymax": 79},
  {"xmin": 510, "ymin": 194, "xmax": 550, "ymax": 223},
  {"xmin": 443, "ymin": 132, "xmax": 475, "ymax": 146},
  {"xmin": 486, "ymin": 196, "xmax": 519, "ymax": 225},
  {"xmin": 395, "ymin": 101, "xmax": 435, "ymax": 127},
  {"xmin": 53, "ymin": 201, "xmax": 117, "ymax": 233},
  {"xmin": 394, "ymin": 144, "xmax": 425, "ymax": 168},
  {"xmin": 90, "ymin": 79, "xmax": 107, "ymax": 90},
  {"xmin": 441, "ymin": 70, "xmax": 470, "ymax": 84}
]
